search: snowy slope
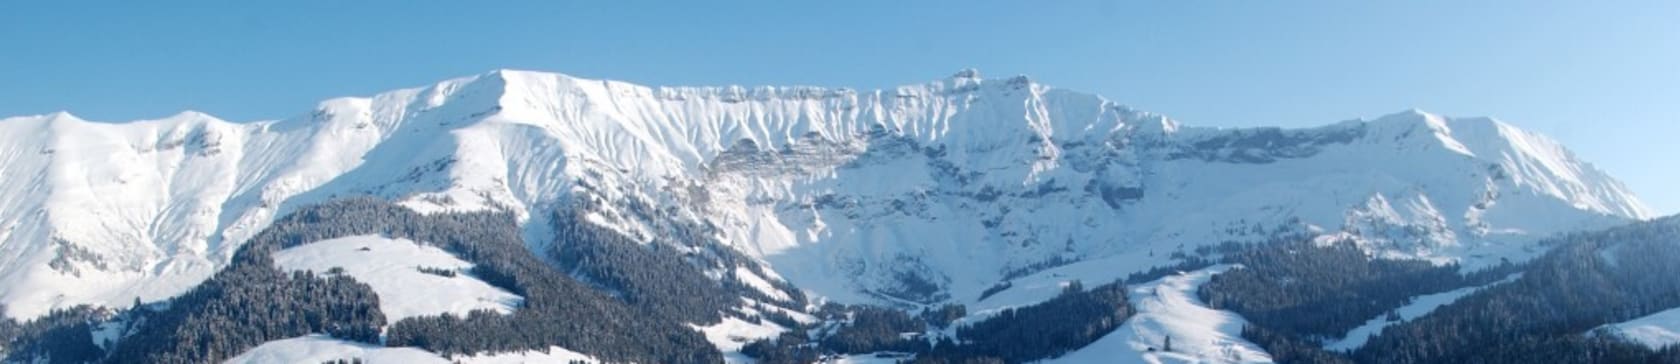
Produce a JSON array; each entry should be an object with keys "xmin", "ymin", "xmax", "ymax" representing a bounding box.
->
[
  {"xmin": 826, "ymin": 354, "xmax": 911, "ymax": 364},
  {"xmin": 1048, "ymin": 265, "xmax": 1272, "ymax": 364},
  {"xmin": 1326, "ymin": 273, "xmax": 1521, "ymax": 351},
  {"xmin": 270, "ymin": 235, "xmax": 522, "ymax": 322},
  {"xmin": 1592, "ymin": 307, "xmax": 1680, "ymax": 350},
  {"xmin": 694, "ymin": 316, "xmax": 788, "ymax": 354},
  {"xmin": 225, "ymin": 335, "xmax": 448, "ymax": 364},
  {"xmin": 0, "ymin": 69, "xmax": 1651, "ymax": 319},
  {"xmin": 0, "ymin": 74, "xmax": 515, "ymax": 318},
  {"xmin": 226, "ymin": 335, "xmax": 598, "ymax": 364},
  {"xmin": 450, "ymin": 346, "xmax": 599, "ymax": 363}
]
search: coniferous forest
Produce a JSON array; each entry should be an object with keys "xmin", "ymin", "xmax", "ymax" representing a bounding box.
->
[
  {"xmin": 1202, "ymin": 217, "xmax": 1680, "ymax": 364},
  {"xmin": 7, "ymin": 199, "xmax": 1680, "ymax": 364},
  {"xmin": 5, "ymin": 198, "xmax": 723, "ymax": 363}
]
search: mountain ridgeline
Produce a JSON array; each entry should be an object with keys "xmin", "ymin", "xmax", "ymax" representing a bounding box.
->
[{"xmin": 0, "ymin": 69, "xmax": 1672, "ymax": 363}]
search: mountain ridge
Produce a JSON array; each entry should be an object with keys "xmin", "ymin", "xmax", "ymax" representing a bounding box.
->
[{"xmin": 0, "ymin": 69, "xmax": 1650, "ymax": 320}]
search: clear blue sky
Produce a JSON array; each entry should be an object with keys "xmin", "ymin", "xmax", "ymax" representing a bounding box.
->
[{"xmin": 2, "ymin": 1, "xmax": 1676, "ymax": 213}]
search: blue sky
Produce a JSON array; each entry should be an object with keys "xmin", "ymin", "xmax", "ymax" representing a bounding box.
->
[{"xmin": 1, "ymin": 1, "xmax": 1675, "ymax": 213}]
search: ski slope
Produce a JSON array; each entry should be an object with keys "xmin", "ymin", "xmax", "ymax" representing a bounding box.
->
[{"xmin": 1048, "ymin": 265, "xmax": 1272, "ymax": 364}]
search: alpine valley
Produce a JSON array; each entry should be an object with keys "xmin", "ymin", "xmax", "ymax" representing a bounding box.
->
[{"xmin": 2, "ymin": 69, "xmax": 1677, "ymax": 364}]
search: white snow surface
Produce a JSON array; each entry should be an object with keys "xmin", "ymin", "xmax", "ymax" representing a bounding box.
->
[
  {"xmin": 735, "ymin": 266, "xmax": 792, "ymax": 302},
  {"xmin": 1048, "ymin": 265, "xmax": 1272, "ymax": 364},
  {"xmin": 0, "ymin": 69, "xmax": 1652, "ymax": 318},
  {"xmin": 825, "ymin": 353, "xmax": 913, "ymax": 363},
  {"xmin": 227, "ymin": 335, "xmax": 598, "ymax": 364},
  {"xmin": 451, "ymin": 346, "xmax": 600, "ymax": 364},
  {"xmin": 226, "ymin": 335, "xmax": 449, "ymax": 364},
  {"xmin": 1326, "ymin": 273, "xmax": 1521, "ymax": 351},
  {"xmin": 697, "ymin": 315, "xmax": 789, "ymax": 353},
  {"xmin": 1593, "ymin": 306, "xmax": 1680, "ymax": 350},
  {"xmin": 698, "ymin": 309, "xmax": 795, "ymax": 363},
  {"xmin": 270, "ymin": 235, "xmax": 522, "ymax": 322}
]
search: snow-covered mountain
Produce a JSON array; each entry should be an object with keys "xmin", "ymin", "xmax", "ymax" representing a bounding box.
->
[{"xmin": 0, "ymin": 69, "xmax": 1650, "ymax": 319}]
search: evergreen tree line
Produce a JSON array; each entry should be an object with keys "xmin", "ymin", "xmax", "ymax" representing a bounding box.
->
[
  {"xmin": 0, "ymin": 305, "xmax": 110, "ymax": 364},
  {"xmin": 276, "ymin": 198, "xmax": 723, "ymax": 363},
  {"xmin": 1197, "ymin": 216, "xmax": 1680, "ymax": 363},
  {"xmin": 1197, "ymin": 239, "xmax": 1514, "ymax": 341},
  {"xmin": 916, "ymin": 281, "xmax": 1132, "ymax": 363},
  {"xmin": 738, "ymin": 303, "xmax": 925, "ymax": 364},
  {"xmin": 414, "ymin": 266, "xmax": 457, "ymax": 277},
  {"xmin": 1123, "ymin": 256, "xmax": 1216, "ymax": 285},
  {"xmin": 1239, "ymin": 324, "xmax": 1354, "ymax": 364},
  {"xmin": 23, "ymin": 196, "xmax": 1680, "ymax": 364},
  {"xmin": 921, "ymin": 304, "xmax": 967, "ymax": 329},
  {"xmin": 564, "ymin": 184, "xmax": 813, "ymax": 312},
  {"xmin": 548, "ymin": 197, "xmax": 812, "ymax": 324},
  {"xmin": 98, "ymin": 259, "xmax": 387, "ymax": 363},
  {"xmin": 822, "ymin": 306, "xmax": 929, "ymax": 354},
  {"xmin": 741, "ymin": 279, "xmax": 1134, "ymax": 364},
  {"xmin": 546, "ymin": 210, "xmax": 735, "ymax": 325},
  {"xmin": 5, "ymin": 198, "xmax": 728, "ymax": 363},
  {"xmin": 1348, "ymin": 216, "xmax": 1680, "ymax": 364}
]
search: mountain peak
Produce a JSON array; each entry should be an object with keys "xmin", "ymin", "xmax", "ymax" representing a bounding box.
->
[
  {"xmin": 1363, "ymin": 109, "xmax": 1653, "ymax": 220},
  {"xmin": 0, "ymin": 69, "xmax": 1653, "ymax": 320},
  {"xmin": 1371, "ymin": 108, "xmax": 1448, "ymax": 127},
  {"xmin": 45, "ymin": 110, "xmax": 83, "ymax": 122},
  {"xmin": 481, "ymin": 68, "xmax": 598, "ymax": 88}
]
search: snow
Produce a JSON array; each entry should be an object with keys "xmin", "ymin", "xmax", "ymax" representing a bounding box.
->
[
  {"xmin": 0, "ymin": 68, "xmax": 1651, "ymax": 320},
  {"xmin": 452, "ymin": 346, "xmax": 599, "ymax": 363},
  {"xmin": 89, "ymin": 316, "xmax": 129, "ymax": 350},
  {"xmin": 824, "ymin": 353, "xmax": 913, "ymax": 363},
  {"xmin": 736, "ymin": 266, "xmax": 792, "ymax": 302},
  {"xmin": 227, "ymin": 335, "xmax": 598, "ymax": 364},
  {"xmin": 226, "ymin": 335, "xmax": 448, "ymax": 364},
  {"xmin": 1047, "ymin": 265, "xmax": 1272, "ymax": 364},
  {"xmin": 962, "ymin": 253, "xmax": 1175, "ymax": 322},
  {"xmin": 1326, "ymin": 273, "xmax": 1521, "ymax": 351},
  {"xmin": 271, "ymin": 235, "xmax": 522, "ymax": 322},
  {"xmin": 696, "ymin": 315, "xmax": 789, "ymax": 353},
  {"xmin": 1593, "ymin": 306, "xmax": 1680, "ymax": 350}
]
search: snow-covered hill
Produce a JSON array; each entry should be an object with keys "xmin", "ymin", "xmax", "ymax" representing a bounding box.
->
[
  {"xmin": 1049, "ymin": 265, "xmax": 1271, "ymax": 364},
  {"xmin": 1593, "ymin": 306, "xmax": 1680, "ymax": 350},
  {"xmin": 270, "ymin": 235, "xmax": 523, "ymax": 323},
  {"xmin": 0, "ymin": 69, "xmax": 1650, "ymax": 319}
]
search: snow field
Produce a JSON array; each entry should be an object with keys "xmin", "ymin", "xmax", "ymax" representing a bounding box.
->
[{"xmin": 271, "ymin": 235, "xmax": 523, "ymax": 322}]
